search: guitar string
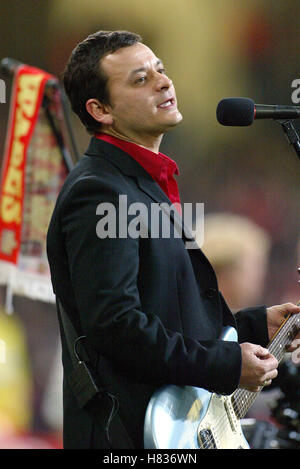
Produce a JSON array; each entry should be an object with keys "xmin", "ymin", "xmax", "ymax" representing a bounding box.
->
[
  {"xmin": 232, "ymin": 315, "xmax": 299, "ymax": 419},
  {"xmin": 233, "ymin": 343, "xmax": 284, "ymax": 417},
  {"xmin": 233, "ymin": 323, "xmax": 294, "ymax": 418},
  {"xmin": 237, "ymin": 315, "xmax": 299, "ymax": 416},
  {"xmin": 198, "ymin": 324, "xmax": 292, "ymax": 447},
  {"xmin": 215, "ymin": 317, "xmax": 297, "ymax": 439},
  {"xmin": 233, "ymin": 309, "xmax": 300, "ymax": 419},
  {"xmin": 185, "ymin": 316, "xmax": 299, "ymax": 448},
  {"xmin": 162, "ymin": 314, "xmax": 300, "ymax": 447},
  {"xmin": 197, "ymin": 315, "xmax": 300, "ymax": 447}
]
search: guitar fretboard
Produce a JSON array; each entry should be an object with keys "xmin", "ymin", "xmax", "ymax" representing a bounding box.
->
[{"xmin": 232, "ymin": 313, "xmax": 300, "ymax": 419}]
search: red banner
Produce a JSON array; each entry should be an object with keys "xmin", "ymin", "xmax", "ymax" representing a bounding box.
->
[{"xmin": 0, "ymin": 65, "xmax": 56, "ymax": 264}]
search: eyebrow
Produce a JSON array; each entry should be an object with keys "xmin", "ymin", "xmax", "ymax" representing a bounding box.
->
[{"xmin": 129, "ymin": 59, "xmax": 164, "ymax": 77}]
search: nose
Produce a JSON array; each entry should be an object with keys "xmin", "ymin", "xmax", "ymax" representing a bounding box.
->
[{"xmin": 155, "ymin": 71, "xmax": 172, "ymax": 90}]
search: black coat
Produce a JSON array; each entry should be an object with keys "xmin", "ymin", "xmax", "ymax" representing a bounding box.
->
[{"xmin": 46, "ymin": 137, "xmax": 269, "ymax": 448}]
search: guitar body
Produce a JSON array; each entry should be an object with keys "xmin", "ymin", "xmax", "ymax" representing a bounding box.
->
[{"xmin": 144, "ymin": 326, "xmax": 250, "ymax": 449}]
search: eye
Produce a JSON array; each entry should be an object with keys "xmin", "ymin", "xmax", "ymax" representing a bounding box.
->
[
  {"xmin": 135, "ymin": 75, "xmax": 147, "ymax": 84},
  {"xmin": 158, "ymin": 68, "xmax": 166, "ymax": 74}
]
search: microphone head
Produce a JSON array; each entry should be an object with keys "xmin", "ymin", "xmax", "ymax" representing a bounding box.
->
[{"xmin": 216, "ymin": 97, "xmax": 255, "ymax": 126}]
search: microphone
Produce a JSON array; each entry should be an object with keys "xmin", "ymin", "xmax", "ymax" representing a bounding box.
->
[{"xmin": 217, "ymin": 97, "xmax": 300, "ymax": 126}]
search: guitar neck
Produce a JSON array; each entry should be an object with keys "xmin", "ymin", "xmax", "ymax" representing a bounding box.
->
[{"xmin": 232, "ymin": 312, "xmax": 300, "ymax": 419}]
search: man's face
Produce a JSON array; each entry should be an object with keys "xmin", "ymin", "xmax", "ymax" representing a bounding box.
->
[{"xmin": 99, "ymin": 42, "xmax": 182, "ymax": 139}]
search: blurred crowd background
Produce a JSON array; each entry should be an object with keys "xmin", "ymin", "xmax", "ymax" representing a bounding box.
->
[{"xmin": 0, "ymin": 0, "xmax": 299, "ymax": 449}]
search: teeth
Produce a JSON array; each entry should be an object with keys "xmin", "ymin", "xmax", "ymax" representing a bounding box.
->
[{"xmin": 159, "ymin": 100, "xmax": 172, "ymax": 108}]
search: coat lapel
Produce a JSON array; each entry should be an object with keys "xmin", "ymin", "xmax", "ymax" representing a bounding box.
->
[
  {"xmin": 85, "ymin": 137, "xmax": 218, "ymax": 282},
  {"xmin": 85, "ymin": 137, "xmax": 198, "ymax": 245}
]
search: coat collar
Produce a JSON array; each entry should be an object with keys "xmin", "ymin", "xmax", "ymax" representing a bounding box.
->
[
  {"xmin": 85, "ymin": 137, "xmax": 174, "ymax": 204},
  {"xmin": 85, "ymin": 137, "xmax": 196, "ymax": 244}
]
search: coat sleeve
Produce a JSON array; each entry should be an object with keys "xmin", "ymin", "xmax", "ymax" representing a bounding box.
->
[
  {"xmin": 59, "ymin": 176, "xmax": 242, "ymax": 395},
  {"xmin": 218, "ymin": 291, "xmax": 269, "ymax": 347},
  {"xmin": 234, "ymin": 306, "xmax": 269, "ymax": 347}
]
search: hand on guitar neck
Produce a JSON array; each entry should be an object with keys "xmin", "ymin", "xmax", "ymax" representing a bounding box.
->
[
  {"xmin": 266, "ymin": 302, "xmax": 300, "ymax": 350},
  {"xmin": 239, "ymin": 302, "xmax": 300, "ymax": 392}
]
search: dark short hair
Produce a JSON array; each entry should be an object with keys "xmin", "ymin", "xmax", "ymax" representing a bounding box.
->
[{"xmin": 63, "ymin": 30, "xmax": 142, "ymax": 134}]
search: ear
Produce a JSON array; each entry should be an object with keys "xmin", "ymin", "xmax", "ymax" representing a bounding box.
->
[{"xmin": 85, "ymin": 98, "xmax": 113, "ymax": 125}]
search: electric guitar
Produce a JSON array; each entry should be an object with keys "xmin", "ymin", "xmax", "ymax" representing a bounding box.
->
[{"xmin": 144, "ymin": 313, "xmax": 300, "ymax": 449}]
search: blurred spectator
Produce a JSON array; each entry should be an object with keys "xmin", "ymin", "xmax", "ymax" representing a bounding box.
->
[
  {"xmin": 0, "ymin": 305, "xmax": 60, "ymax": 449},
  {"xmin": 40, "ymin": 340, "xmax": 63, "ymax": 445},
  {"xmin": 297, "ymin": 235, "xmax": 300, "ymax": 273},
  {"xmin": 198, "ymin": 212, "xmax": 271, "ymax": 312},
  {"xmin": 0, "ymin": 306, "xmax": 33, "ymax": 443}
]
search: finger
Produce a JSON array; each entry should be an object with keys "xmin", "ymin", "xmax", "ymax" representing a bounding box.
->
[
  {"xmin": 254, "ymin": 346, "xmax": 271, "ymax": 358},
  {"xmin": 262, "ymin": 379, "xmax": 272, "ymax": 387},
  {"xmin": 261, "ymin": 356, "xmax": 279, "ymax": 372},
  {"xmin": 279, "ymin": 303, "xmax": 300, "ymax": 316},
  {"xmin": 254, "ymin": 348, "xmax": 278, "ymax": 367},
  {"xmin": 262, "ymin": 368, "xmax": 278, "ymax": 383}
]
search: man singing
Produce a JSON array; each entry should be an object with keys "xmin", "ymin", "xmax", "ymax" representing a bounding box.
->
[{"xmin": 46, "ymin": 30, "xmax": 300, "ymax": 449}]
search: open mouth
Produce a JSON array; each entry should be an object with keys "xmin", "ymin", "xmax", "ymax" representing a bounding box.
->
[{"xmin": 157, "ymin": 98, "xmax": 175, "ymax": 109}]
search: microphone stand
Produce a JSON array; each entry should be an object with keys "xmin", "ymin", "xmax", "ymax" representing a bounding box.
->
[{"xmin": 276, "ymin": 119, "xmax": 300, "ymax": 160}]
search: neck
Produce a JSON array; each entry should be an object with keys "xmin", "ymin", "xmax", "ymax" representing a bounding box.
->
[{"xmin": 99, "ymin": 127, "xmax": 163, "ymax": 154}]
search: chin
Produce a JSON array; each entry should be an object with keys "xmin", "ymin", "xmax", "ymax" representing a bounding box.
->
[{"xmin": 163, "ymin": 113, "xmax": 183, "ymax": 130}]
